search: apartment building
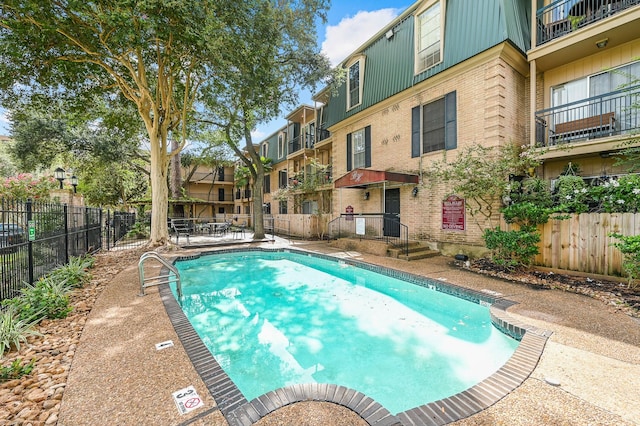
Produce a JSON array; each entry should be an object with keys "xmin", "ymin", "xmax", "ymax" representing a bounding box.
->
[
  {"xmin": 259, "ymin": 0, "xmax": 640, "ymax": 253},
  {"xmin": 530, "ymin": 0, "xmax": 640, "ymax": 182},
  {"xmin": 174, "ymin": 165, "xmax": 235, "ymax": 218}
]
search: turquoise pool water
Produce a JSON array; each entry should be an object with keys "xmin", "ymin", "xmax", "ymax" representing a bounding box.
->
[{"xmin": 172, "ymin": 250, "xmax": 519, "ymax": 415}]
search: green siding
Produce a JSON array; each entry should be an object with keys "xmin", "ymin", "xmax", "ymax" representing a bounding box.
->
[{"xmin": 323, "ymin": 0, "xmax": 530, "ymax": 129}]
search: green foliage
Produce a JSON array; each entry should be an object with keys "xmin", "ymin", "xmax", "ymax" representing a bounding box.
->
[
  {"xmin": 428, "ymin": 143, "xmax": 541, "ymax": 227},
  {"xmin": 0, "ymin": 306, "xmax": 42, "ymax": 357},
  {"xmin": 483, "ymin": 227, "xmax": 541, "ymax": 269},
  {"xmin": 554, "ymin": 175, "xmax": 590, "ymax": 213},
  {"xmin": 48, "ymin": 255, "xmax": 94, "ymax": 289},
  {"xmin": 501, "ymin": 202, "xmax": 551, "ymax": 229},
  {"xmin": 125, "ymin": 222, "xmax": 150, "ymax": 239},
  {"xmin": 0, "ymin": 358, "xmax": 35, "ymax": 381},
  {"xmin": 0, "ymin": 173, "xmax": 57, "ymax": 200},
  {"xmin": 610, "ymin": 233, "xmax": 640, "ymax": 289},
  {"xmin": 2, "ymin": 277, "xmax": 72, "ymax": 322}
]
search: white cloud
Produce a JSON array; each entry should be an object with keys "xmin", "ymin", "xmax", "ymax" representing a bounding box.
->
[{"xmin": 321, "ymin": 8, "xmax": 400, "ymax": 67}]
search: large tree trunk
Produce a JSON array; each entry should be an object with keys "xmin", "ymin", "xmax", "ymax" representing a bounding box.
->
[
  {"xmin": 149, "ymin": 133, "xmax": 170, "ymax": 245},
  {"xmin": 170, "ymin": 139, "xmax": 182, "ymax": 199},
  {"xmin": 252, "ymin": 174, "xmax": 265, "ymax": 239}
]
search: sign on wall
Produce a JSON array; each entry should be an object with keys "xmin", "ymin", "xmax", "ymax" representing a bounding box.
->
[{"xmin": 442, "ymin": 195, "xmax": 465, "ymax": 231}]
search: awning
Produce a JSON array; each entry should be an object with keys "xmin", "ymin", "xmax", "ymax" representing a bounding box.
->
[{"xmin": 334, "ymin": 168, "xmax": 419, "ymax": 189}]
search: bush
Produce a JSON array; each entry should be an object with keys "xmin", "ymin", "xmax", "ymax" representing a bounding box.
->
[
  {"xmin": 610, "ymin": 233, "xmax": 640, "ymax": 289},
  {"xmin": 0, "ymin": 306, "xmax": 42, "ymax": 357},
  {"xmin": 2, "ymin": 276, "xmax": 72, "ymax": 321},
  {"xmin": 49, "ymin": 255, "xmax": 94, "ymax": 288},
  {"xmin": 483, "ymin": 227, "xmax": 541, "ymax": 269},
  {"xmin": 1, "ymin": 358, "xmax": 35, "ymax": 381}
]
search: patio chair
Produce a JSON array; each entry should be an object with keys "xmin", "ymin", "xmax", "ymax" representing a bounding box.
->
[
  {"xmin": 214, "ymin": 221, "xmax": 232, "ymax": 237},
  {"xmin": 171, "ymin": 219, "xmax": 191, "ymax": 244},
  {"xmin": 231, "ymin": 221, "xmax": 246, "ymax": 240}
]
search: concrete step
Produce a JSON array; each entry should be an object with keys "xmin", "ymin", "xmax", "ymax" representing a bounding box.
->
[{"xmin": 388, "ymin": 241, "xmax": 440, "ymax": 261}]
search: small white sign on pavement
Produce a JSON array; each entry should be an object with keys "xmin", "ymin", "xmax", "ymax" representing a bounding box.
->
[
  {"xmin": 155, "ymin": 340, "xmax": 174, "ymax": 350},
  {"xmin": 172, "ymin": 385, "xmax": 204, "ymax": 415}
]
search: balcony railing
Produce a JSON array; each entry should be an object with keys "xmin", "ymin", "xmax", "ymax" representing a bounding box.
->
[
  {"xmin": 536, "ymin": 0, "xmax": 640, "ymax": 46},
  {"xmin": 288, "ymin": 167, "xmax": 333, "ymax": 190},
  {"xmin": 535, "ymin": 85, "xmax": 640, "ymax": 147}
]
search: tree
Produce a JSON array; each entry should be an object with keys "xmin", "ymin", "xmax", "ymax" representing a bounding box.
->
[
  {"xmin": 0, "ymin": 2, "xmax": 222, "ymax": 244},
  {"xmin": 0, "ymin": 1, "xmax": 332, "ymax": 244},
  {"xmin": 199, "ymin": 1, "xmax": 332, "ymax": 239}
]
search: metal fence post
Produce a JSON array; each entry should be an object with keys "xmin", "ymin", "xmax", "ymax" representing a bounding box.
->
[
  {"xmin": 26, "ymin": 198, "xmax": 34, "ymax": 284},
  {"xmin": 85, "ymin": 207, "xmax": 90, "ymax": 254},
  {"xmin": 64, "ymin": 204, "xmax": 70, "ymax": 264}
]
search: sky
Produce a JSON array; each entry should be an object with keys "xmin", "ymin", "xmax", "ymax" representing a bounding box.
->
[{"xmin": 0, "ymin": 1, "xmax": 410, "ymax": 141}]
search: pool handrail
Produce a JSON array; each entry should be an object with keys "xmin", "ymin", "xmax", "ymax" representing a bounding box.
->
[{"xmin": 138, "ymin": 251, "xmax": 182, "ymax": 299}]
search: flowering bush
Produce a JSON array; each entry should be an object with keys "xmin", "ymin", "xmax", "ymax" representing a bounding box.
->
[
  {"xmin": 0, "ymin": 174, "xmax": 57, "ymax": 200},
  {"xmin": 596, "ymin": 174, "xmax": 640, "ymax": 213}
]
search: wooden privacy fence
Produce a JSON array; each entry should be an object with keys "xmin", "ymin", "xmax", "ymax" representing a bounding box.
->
[{"xmin": 509, "ymin": 213, "xmax": 640, "ymax": 276}]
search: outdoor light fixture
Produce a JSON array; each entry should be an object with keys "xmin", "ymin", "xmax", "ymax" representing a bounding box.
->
[
  {"xmin": 363, "ymin": 191, "xmax": 370, "ymax": 200},
  {"xmin": 54, "ymin": 167, "xmax": 65, "ymax": 189},
  {"xmin": 385, "ymin": 28, "xmax": 394, "ymax": 40},
  {"xmin": 596, "ymin": 38, "xmax": 608, "ymax": 49},
  {"xmin": 71, "ymin": 175, "xmax": 79, "ymax": 193},
  {"xmin": 412, "ymin": 187, "xmax": 419, "ymax": 197}
]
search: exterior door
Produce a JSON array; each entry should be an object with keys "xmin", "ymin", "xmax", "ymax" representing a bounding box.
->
[{"xmin": 384, "ymin": 188, "xmax": 400, "ymax": 237}]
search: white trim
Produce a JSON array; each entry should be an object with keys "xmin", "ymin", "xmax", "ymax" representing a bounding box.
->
[
  {"xmin": 414, "ymin": 0, "xmax": 445, "ymax": 75},
  {"xmin": 346, "ymin": 54, "xmax": 366, "ymax": 111}
]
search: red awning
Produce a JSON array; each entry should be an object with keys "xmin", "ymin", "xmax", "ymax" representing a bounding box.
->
[{"xmin": 334, "ymin": 168, "xmax": 419, "ymax": 188}]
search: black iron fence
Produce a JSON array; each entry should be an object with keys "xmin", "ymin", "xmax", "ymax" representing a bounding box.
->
[
  {"xmin": 1, "ymin": 198, "xmax": 136, "ymax": 301},
  {"xmin": 328, "ymin": 213, "xmax": 409, "ymax": 255}
]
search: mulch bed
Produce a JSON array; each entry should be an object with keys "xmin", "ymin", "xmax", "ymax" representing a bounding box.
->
[{"xmin": 467, "ymin": 258, "xmax": 640, "ymax": 318}]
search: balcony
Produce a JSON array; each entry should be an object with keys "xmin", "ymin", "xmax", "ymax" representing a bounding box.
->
[
  {"xmin": 535, "ymin": 85, "xmax": 640, "ymax": 153},
  {"xmin": 536, "ymin": 0, "xmax": 640, "ymax": 46},
  {"xmin": 287, "ymin": 167, "xmax": 333, "ymax": 192}
]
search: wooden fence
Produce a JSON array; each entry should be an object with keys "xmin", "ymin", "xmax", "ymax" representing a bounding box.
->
[{"xmin": 531, "ymin": 213, "xmax": 640, "ymax": 276}]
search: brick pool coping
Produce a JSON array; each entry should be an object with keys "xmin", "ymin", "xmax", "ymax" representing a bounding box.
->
[{"xmin": 159, "ymin": 248, "xmax": 552, "ymax": 426}]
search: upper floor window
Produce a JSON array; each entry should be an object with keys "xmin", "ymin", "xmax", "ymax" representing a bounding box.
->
[
  {"xmin": 347, "ymin": 55, "xmax": 365, "ymax": 110},
  {"xmin": 347, "ymin": 126, "xmax": 371, "ymax": 171},
  {"xmin": 416, "ymin": 1, "xmax": 443, "ymax": 73},
  {"xmin": 261, "ymin": 142, "xmax": 268, "ymax": 158},
  {"xmin": 411, "ymin": 91, "xmax": 457, "ymax": 157}
]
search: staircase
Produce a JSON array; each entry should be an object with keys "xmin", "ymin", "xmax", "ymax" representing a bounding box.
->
[{"xmin": 388, "ymin": 241, "xmax": 440, "ymax": 261}]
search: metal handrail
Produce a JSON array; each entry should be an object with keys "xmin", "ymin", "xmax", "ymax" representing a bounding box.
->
[{"xmin": 138, "ymin": 251, "xmax": 182, "ymax": 299}]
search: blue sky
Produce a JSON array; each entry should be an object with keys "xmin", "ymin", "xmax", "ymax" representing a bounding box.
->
[{"xmin": 0, "ymin": 1, "xmax": 410, "ymax": 141}]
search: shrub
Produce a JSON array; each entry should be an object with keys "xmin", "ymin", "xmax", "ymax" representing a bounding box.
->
[
  {"xmin": 1, "ymin": 358, "xmax": 35, "ymax": 381},
  {"xmin": 555, "ymin": 175, "xmax": 589, "ymax": 213},
  {"xmin": 483, "ymin": 227, "xmax": 541, "ymax": 269},
  {"xmin": 0, "ymin": 306, "xmax": 42, "ymax": 356},
  {"xmin": 2, "ymin": 276, "xmax": 72, "ymax": 321},
  {"xmin": 49, "ymin": 255, "xmax": 94, "ymax": 289},
  {"xmin": 610, "ymin": 233, "xmax": 640, "ymax": 289}
]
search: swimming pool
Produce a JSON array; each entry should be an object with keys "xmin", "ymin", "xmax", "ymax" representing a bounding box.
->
[{"xmin": 164, "ymin": 248, "xmax": 545, "ymax": 422}]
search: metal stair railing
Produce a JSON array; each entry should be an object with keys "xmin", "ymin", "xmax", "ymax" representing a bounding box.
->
[{"xmin": 138, "ymin": 251, "xmax": 182, "ymax": 298}]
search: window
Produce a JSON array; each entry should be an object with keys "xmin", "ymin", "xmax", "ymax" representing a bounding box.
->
[
  {"xmin": 218, "ymin": 188, "xmax": 225, "ymax": 201},
  {"xmin": 346, "ymin": 56, "xmax": 365, "ymax": 110},
  {"xmin": 411, "ymin": 91, "xmax": 456, "ymax": 157},
  {"xmin": 261, "ymin": 142, "xmax": 268, "ymax": 158},
  {"xmin": 550, "ymin": 60, "xmax": 640, "ymax": 133},
  {"xmin": 416, "ymin": 1, "xmax": 442, "ymax": 73},
  {"xmin": 218, "ymin": 167, "xmax": 225, "ymax": 181},
  {"xmin": 264, "ymin": 175, "xmax": 271, "ymax": 193},
  {"xmin": 279, "ymin": 200, "xmax": 288, "ymax": 214},
  {"xmin": 346, "ymin": 126, "xmax": 371, "ymax": 171},
  {"xmin": 278, "ymin": 170, "xmax": 288, "ymax": 189},
  {"xmin": 278, "ymin": 132, "xmax": 286, "ymax": 158}
]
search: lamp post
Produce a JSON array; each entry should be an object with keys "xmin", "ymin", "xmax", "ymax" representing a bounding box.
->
[
  {"xmin": 70, "ymin": 175, "xmax": 78, "ymax": 193},
  {"xmin": 54, "ymin": 167, "xmax": 65, "ymax": 189}
]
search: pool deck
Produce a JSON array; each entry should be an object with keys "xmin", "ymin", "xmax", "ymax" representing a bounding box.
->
[{"xmin": 57, "ymin": 238, "xmax": 640, "ymax": 426}]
